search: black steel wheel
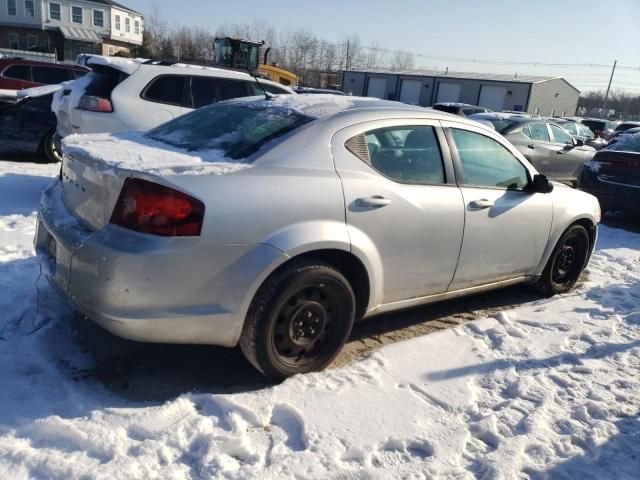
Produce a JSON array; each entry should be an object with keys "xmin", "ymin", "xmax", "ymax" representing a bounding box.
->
[
  {"xmin": 240, "ymin": 259, "xmax": 356, "ymax": 379},
  {"xmin": 534, "ymin": 224, "xmax": 590, "ymax": 296}
]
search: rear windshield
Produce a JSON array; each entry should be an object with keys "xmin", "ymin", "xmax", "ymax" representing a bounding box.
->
[
  {"xmin": 146, "ymin": 102, "xmax": 313, "ymax": 160},
  {"xmin": 607, "ymin": 134, "xmax": 640, "ymax": 153},
  {"xmin": 490, "ymin": 119, "xmax": 518, "ymax": 133},
  {"xmin": 84, "ymin": 65, "xmax": 128, "ymax": 97},
  {"xmin": 432, "ymin": 105, "xmax": 458, "ymax": 114}
]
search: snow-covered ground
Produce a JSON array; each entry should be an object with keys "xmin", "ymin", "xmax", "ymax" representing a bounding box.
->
[{"xmin": 0, "ymin": 160, "xmax": 638, "ymax": 479}]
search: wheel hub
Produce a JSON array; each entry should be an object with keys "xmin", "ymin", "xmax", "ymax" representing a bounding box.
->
[
  {"xmin": 289, "ymin": 302, "xmax": 326, "ymax": 346},
  {"xmin": 557, "ymin": 245, "xmax": 575, "ymax": 273}
]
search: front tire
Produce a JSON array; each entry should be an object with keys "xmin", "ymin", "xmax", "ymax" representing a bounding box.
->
[
  {"xmin": 239, "ymin": 260, "xmax": 356, "ymax": 380},
  {"xmin": 534, "ymin": 224, "xmax": 590, "ymax": 296}
]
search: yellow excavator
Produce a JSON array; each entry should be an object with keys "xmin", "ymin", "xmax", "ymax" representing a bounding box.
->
[{"xmin": 214, "ymin": 37, "xmax": 298, "ymax": 87}]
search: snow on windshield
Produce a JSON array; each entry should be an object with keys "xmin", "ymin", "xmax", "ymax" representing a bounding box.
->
[{"xmin": 62, "ymin": 132, "xmax": 253, "ymax": 176}]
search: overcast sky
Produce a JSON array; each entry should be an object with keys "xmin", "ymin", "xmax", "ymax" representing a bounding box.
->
[{"xmin": 125, "ymin": 0, "xmax": 640, "ymax": 93}]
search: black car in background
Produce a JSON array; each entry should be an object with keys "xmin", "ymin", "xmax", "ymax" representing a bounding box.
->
[
  {"xmin": 0, "ymin": 92, "xmax": 59, "ymax": 162},
  {"xmin": 581, "ymin": 134, "xmax": 640, "ymax": 215},
  {"xmin": 432, "ymin": 102, "xmax": 492, "ymax": 116},
  {"xmin": 469, "ymin": 113, "xmax": 596, "ymax": 185},
  {"xmin": 581, "ymin": 118, "xmax": 618, "ymax": 141}
]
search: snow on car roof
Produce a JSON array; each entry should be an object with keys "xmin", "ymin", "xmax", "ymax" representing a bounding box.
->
[
  {"xmin": 87, "ymin": 56, "xmax": 149, "ymax": 74},
  {"xmin": 227, "ymin": 94, "xmax": 416, "ymax": 119}
]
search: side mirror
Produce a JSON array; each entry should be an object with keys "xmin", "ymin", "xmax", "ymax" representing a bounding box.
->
[
  {"xmin": 574, "ymin": 138, "xmax": 584, "ymax": 147},
  {"xmin": 527, "ymin": 174, "xmax": 554, "ymax": 194}
]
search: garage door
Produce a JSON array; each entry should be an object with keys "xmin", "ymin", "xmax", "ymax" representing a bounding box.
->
[
  {"xmin": 399, "ymin": 79, "xmax": 422, "ymax": 105},
  {"xmin": 367, "ymin": 77, "xmax": 387, "ymax": 99},
  {"xmin": 436, "ymin": 82, "xmax": 462, "ymax": 103},
  {"xmin": 478, "ymin": 85, "xmax": 507, "ymax": 111}
]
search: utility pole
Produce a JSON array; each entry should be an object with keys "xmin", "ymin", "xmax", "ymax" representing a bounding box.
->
[
  {"xmin": 602, "ymin": 60, "xmax": 617, "ymax": 112},
  {"xmin": 345, "ymin": 40, "xmax": 350, "ymax": 70}
]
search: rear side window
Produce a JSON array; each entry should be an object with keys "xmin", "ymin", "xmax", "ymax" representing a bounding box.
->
[
  {"xmin": 32, "ymin": 66, "xmax": 71, "ymax": 84},
  {"xmin": 451, "ymin": 128, "xmax": 528, "ymax": 190},
  {"xmin": 143, "ymin": 75, "xmax": 186, "ymax": 105},
  {"xmin": 348, "ymin": 126, "xmax": 445, "ymax": 185},
  {"xmin": 528, "ymin": 123, "xmax": 550, "ymax": 142},
  {"xmin": 3, "ymin": 64, "xmax": 30, "ymax": 80},
  {"xmin": 190, "ymin": 77, "xmax": 250, "ymax": 108}
]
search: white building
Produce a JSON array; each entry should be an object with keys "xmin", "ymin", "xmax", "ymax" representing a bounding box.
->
[{"xmin": 0, "ymin": 0, "xmax": 143, "ymax": 61}]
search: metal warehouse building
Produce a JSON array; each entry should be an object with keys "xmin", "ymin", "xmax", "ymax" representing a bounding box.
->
[{"xmin": 341, "ymin": 69, "xmax": 580, "ymax": 116}]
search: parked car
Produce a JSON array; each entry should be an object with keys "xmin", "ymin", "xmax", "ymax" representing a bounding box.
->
[
  {"xmin": 293, "ymin": 86, "xmax": 347, "ymax": 95},
  {"xmin": 552, "ymin": 118, "xmax": 607, "ymax": 150},
  {"xmin": 432, "ymin": 102, "xmax": 492, "ymax": 116},
  {"xmin": 581, "ymin": 132, "xmax": 640, "ymax": 215},
  {"xmin": 52, "ymin": 56, "xmax": 295, "ymax": 139},
  {"xmin": 36, "ymin": 95, "xmax": 600, "ymax": 379},
  {"xmin": 469, "ymin": 113, "xmax": 596, "ymax": 185},
  {"xmin": 0, "ymin": 85, "xmax": 64, "ymax": 162},
  {"xmin": 580, "ymin": 118, "xmax": 618, "ymax": 141},
  {"xmin": 0, "ymin": 58, "xmax": 89, "ymax": 90},
  {"xmin": 608, "ymin": 126, "xmax": 640, "ymax": 145}
]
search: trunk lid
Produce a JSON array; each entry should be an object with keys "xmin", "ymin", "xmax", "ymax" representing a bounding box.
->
[
  {"xmin": 592, "ymin": 150, "xmax": 640, "ymax": 187},
  {"xmin": 61, "ymin": 151, "xmax": 128, "ymax": 231}
]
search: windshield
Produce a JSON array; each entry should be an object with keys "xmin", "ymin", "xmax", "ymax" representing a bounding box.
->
[{"xmin": 146, "ymin": 102, "xmax": 313, "ymax": 160}]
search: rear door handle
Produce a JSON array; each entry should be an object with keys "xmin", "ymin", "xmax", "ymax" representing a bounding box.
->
[
  {"xmin": 355, "ymin": 196, "xmax": 392, "ymax": 208},
  {"xmin": 469, "ymin": 199, "xmax": 494, "ymax": 210}
]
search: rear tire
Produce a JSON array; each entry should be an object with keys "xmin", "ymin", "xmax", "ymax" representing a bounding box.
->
[
  {"xmin": 43, "ymin": 130, "xmax": 62, "ymax": 163},
  {"xmin": 239, "ymin": 260, "xmax": 356, "ymax": 380},
  {"xmin": 534, "ymin": 224, "xmax": 590, "ymax": 297}
]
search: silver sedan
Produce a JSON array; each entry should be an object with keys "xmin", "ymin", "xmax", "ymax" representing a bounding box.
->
[{"xmin": 35, "ymin": 95, "xmax": 601, "ymax": 379}]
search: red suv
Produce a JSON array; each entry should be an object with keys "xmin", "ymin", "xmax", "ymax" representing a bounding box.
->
[{"xmin": 0, "ymin": 59, "xmax": 89, "ymax": 90}]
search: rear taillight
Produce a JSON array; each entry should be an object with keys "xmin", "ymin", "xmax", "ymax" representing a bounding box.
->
[
  {"xmin": 110, "ymin": 178, "xmax": 205, "ymax": 237},
  {"xmin": 78, "ymin": 94, "xmax": 113, "ymax": 112}
]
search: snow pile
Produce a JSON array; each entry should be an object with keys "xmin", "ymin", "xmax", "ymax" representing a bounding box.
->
[
  {"xmin": 0, "ymin": 161, "xmax": 639, "ymax": 478},
  {"xmin": 62, "ymin": 133, "xmax": 253, "ymax": 176}
]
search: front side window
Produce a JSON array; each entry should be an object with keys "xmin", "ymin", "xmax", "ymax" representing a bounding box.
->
[
  {"xmin": 93, "ymin": 10, "xmax": 104, "ymax": 27},
  {"xmin": 190, "ymin": 77, "xmax": 250, "ymax": 108},
  {"xmin": 143, "ymin": 75, "xmax": 186, "ymax": 105},
  {"xmin": 134, "ymin": 20, "xmax": 140, "ymax": 34},
  {"xmin": 24, "ymin": 0, "xmax": 34, "ymax": 16},
  {"xmin": 71, "ymin": 6, "xmax": 82, "ymax": 24},
  {"xmin": 7, "ymin": 0, "xmax": 17, "ymax": 15},
  {"xmin": 578, "ymin": 124, "xmax": 594, "ymax": 139},
  {"xmin": 146, "ymin": 103, "xmax": 313, "ymax": 160},
  {"xmin": 114, "ymin": 15, "xmax": 120, "ymax": 30},
  {"xmin": 125, "ymin": 17, "xmax": 130, "ymax": 32},
  {"xmin": 348, "ymin": 126, "xmax": 445, "ymax": 185},
  {"xmin": 562, "ymin": 122, "xmax": 577, "ymax": 135},
  {"xmin": 49, "ymin": 2, "xmax": 60, "ymax": 20},
  {"xmin": 550, "ymin": 125, "xmax": 573, "ymax": 144},
  {"xmin": 451, "ymin": 128, "xmax": 529, "ymax": 190},
  {"xmin": 3, "ymin": 64, "xmax": 29, "ymax": 80},
  {"xmin": 528, "ymin": 123, "xmax": 550, "ymax": 142}
]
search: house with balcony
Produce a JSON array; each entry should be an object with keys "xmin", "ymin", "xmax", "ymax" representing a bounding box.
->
[{"xmin": 0, "ymin": 0, "xmax": 143, "ymax": 61}]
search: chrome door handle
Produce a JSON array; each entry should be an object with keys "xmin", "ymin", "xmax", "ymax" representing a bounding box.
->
[
  {"xmin": 355, "ymin": 196, "xmax": 392, "ymax": 208},
  {"xmin": 469, "ymin": 199, "xmax": 494, "ymax": 209}
]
